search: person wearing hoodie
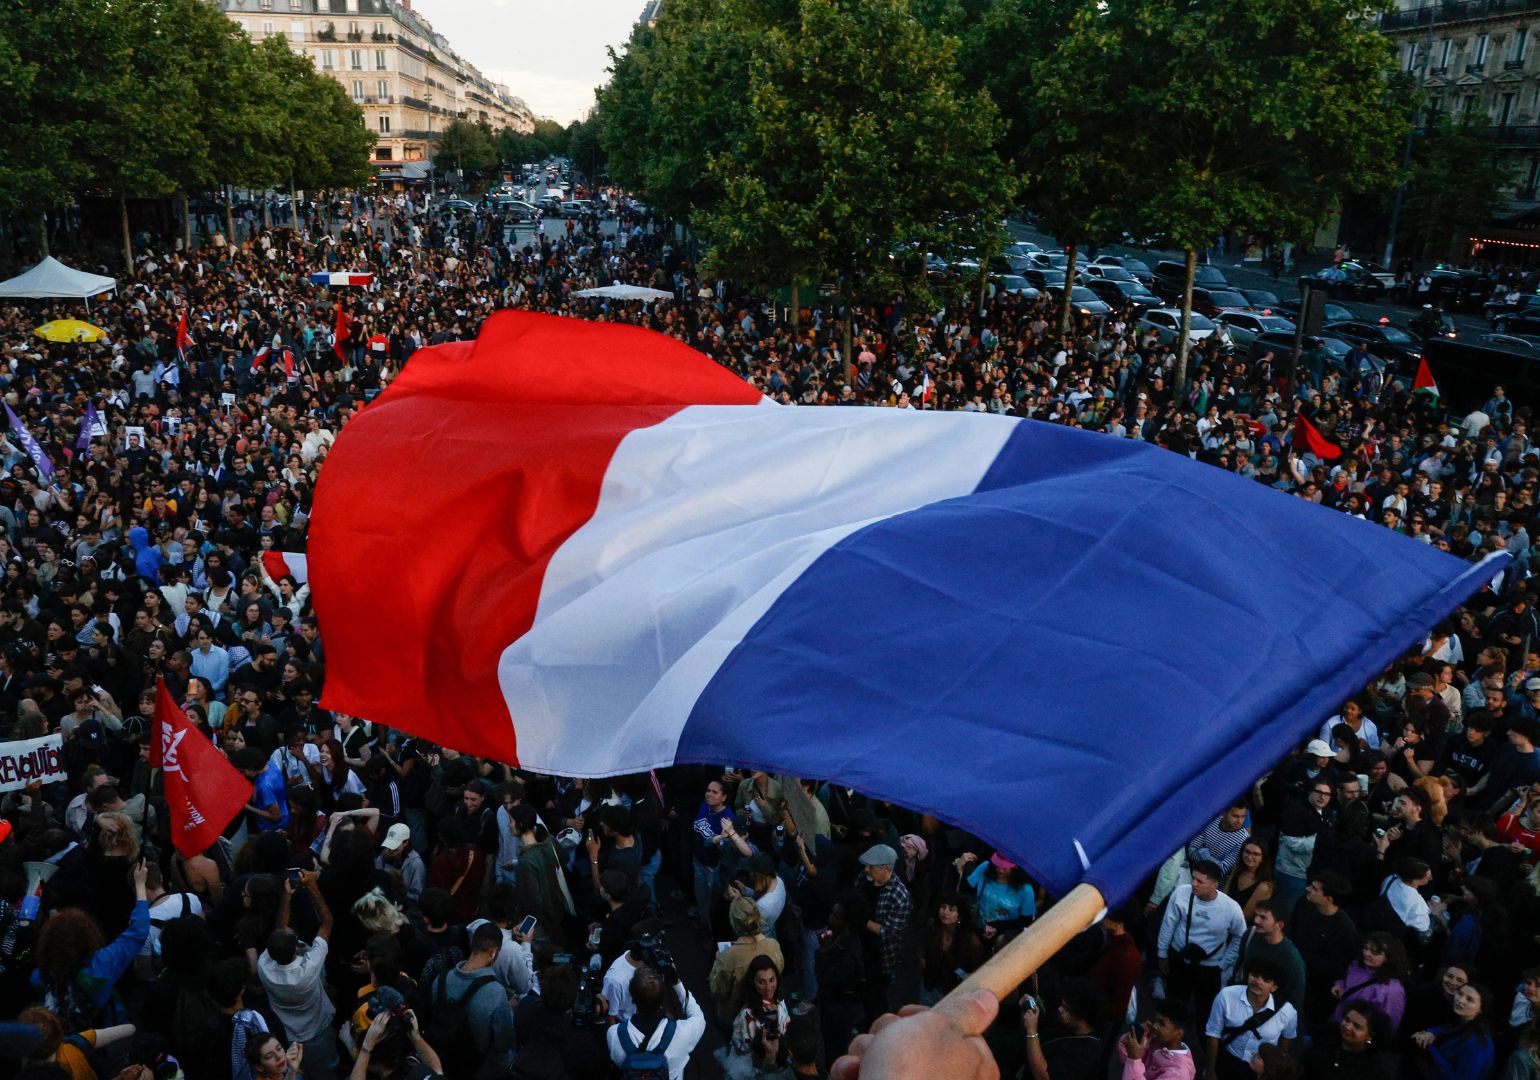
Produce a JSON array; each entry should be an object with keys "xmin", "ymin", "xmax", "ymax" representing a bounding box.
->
[{"xmin": 128, "ymin": 526, "xmax": 161, "ymax": 585}]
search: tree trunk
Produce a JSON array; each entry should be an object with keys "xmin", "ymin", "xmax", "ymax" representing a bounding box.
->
[
  {"xmin": 224, "ymin": 184, "xmax": 236, "ymax": 244},
  {"xmin": 790, "ymin": 283, "xmax": 800, "ymax": 330},
  {"xmin": 842, "ymin": 287, "xmax": 855, "ymax": 386},
  {"xmin": 119, "ymin": 193, "xmax": 133, "ymax": 272},
  {"xmin": 977, "ymin": 262, "xmax": 989, "ymax": 316},
  {"xmin": 1173, "ymin": 248, "xmax": 1198, "ymax": 404},
  {"xmin": 180, "ymin": 193, "xmax": 192, "ymax": 251},
  {"xmin": 262, "ymin": 196, "xmax": 271, "ymax": 230},
  {"xmin": 290, "ymin": 178, "xmax": 299, "ymax": 232},
  {"xmin": 37, "ymin": 211, "xmax": 49, "ymax": 259},
  {"xmin": 1058, "ymin": 243, "xmax": 1079, "ymax": 341}
]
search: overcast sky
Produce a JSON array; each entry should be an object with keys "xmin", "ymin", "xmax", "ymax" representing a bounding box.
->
[{"xmin": 413, "ymin": 0, "xmax": 643, "ymax": 124}]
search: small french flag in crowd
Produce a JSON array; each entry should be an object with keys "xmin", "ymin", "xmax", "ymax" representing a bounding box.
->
[
  {"xmin": 262, "ymin": 551, "xmax": 308, "ymax": 584},
  {"xmin": 309, "ymin": 272, "xmax": 375, "ymax": 287}
]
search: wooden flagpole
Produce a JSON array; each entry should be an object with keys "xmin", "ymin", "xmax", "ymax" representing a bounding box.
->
[{"xmin": 945, "ymin": 882, "xmax": 1107, "ymax": 1002}]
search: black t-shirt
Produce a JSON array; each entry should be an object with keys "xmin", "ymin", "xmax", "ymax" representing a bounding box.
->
[
  {"xmin": 1042, "ymin": 1034, "xmax": 1104, "ymax": 1080},
  {"xmin": 1438, "ymin": 733, "xmax": 1496, "ymax": 789}
]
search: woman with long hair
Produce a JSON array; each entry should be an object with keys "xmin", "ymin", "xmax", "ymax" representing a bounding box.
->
[
  {"xmin": 719, "ymin": 954, "xmax": 790, "ymax": 1079},
  {"xmin": 246, "ymin": 1032, "xmax": 305, "ymax": 1080},
  {"xmin": 1224, "ymin": 838, "xmax": 1276, "ymax": 922},
  {"xmin": 920, "ymin": 893, "xmax": 984, "ymax": 1003},
  {"xmin": 315, "ymin": 737, "xmax": 363, "ymax": 812},
  {"xmin": 1410, "ymin": 982, "xmax": 1497, "ymax": 1079},
  {"xmin": 1332, "ymin": 932, "xmax": 1410, "ymax": 1034},
  {"xmin": 1440, "ymin": 877, "xmax": 1511, "ymax": 988},
  {"xmin": 953, "ymin": 850, "xmax": 1036, "ymax": 938},
  {"xmin": 510, "ymin": 802, "xmax": 568, "ymax": 945}
]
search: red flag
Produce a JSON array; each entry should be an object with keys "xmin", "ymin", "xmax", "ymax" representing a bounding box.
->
[
  {"xmin": 334, "ymin": 302, "xmax": 354, "ymax": 361},
  {"xmin": 176, "ymin": 311, "xmax": 192, "ymax": 363},
  {"xmin": 1413, "ymin": 355, "xmax": 1440, "ymax": 398},
  {"xmin": 1292, "ymin": 414, "xmax": 1342, "ymax": 461},
  {"xmin": 152, "ymin": 680, "xmax": 253, "ymax": 857}
]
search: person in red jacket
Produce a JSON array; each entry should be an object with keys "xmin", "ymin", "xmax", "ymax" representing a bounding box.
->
[{"xmin": 1089, "ymin": 905, "xmax": 1143, "ymax": 1025}]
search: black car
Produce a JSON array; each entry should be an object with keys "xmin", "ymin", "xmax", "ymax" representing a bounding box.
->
[
  {"xmin": 1299, "ymin": 264, "xmax": 1388, "ymax": 300},
  {"xmin": 1323, "ymin": 319, "xmax": 1423, "ymax": 373},
  {"xmin": 1046, "ymin": 285, "xmax": 1112, "ymax": 317},
  {"xmin": 1274, "ymin": 297, "xmax": 1360, "ymax": 327},
  {"xmin": 1402, "ymin": 268, "xmax": 1491, "ymax": 311},
  {"xmin": 1493, "ymin": 312, "xmax": 1540, "ymax": 338},
  {"xmin": 1237, "ymin": 288, "xmax": 1284, "ymax": 314},
  {"xmin": 1022, "ymin": 268, "xmax": 1067, "ymax": 290},
  {"xmin": 1088, "ymin": 255, "xmax": 1155, "ymax": 287},
  {"xmin": 1153, "ymin": 259, "xmax": 1229, "ymax": 302},
  {"xmin": 1084, "ymin": 277, "xmax": 1162, "ymax": 313},
  {"xmin": 1246, "ymin": 331, "xmax": 1376, "ymax": 376}
]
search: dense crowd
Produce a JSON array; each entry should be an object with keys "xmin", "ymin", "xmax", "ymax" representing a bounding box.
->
[{"xmin": 0, "ymin": 189, "xmax": 1535, "ymax": 1080}]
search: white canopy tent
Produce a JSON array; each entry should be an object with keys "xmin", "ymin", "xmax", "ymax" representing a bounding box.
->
[
  {"xmin": 572, "ymin": 284, "xmax": 676, "ymax": 302},
  {"xmin": 0, "ymin": 257, "xmax": 118, "ymax": 313}
]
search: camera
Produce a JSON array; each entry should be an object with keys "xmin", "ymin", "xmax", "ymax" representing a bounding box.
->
[
  {"xmin": 567, "ymin": 953, "xmax": 604, "ymax": 1029},
  {"xmin": 365, "ymin": 985, "xmax": 410, "ymax": 1036},
  {"xmin": 636, "ymin": 930, "xmax": 679, "ymax": 986}
]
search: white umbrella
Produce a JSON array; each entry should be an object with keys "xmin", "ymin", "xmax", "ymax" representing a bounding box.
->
[{"xmin": 572, "ymin": 284, "xmax": 676, "ymax": 302}]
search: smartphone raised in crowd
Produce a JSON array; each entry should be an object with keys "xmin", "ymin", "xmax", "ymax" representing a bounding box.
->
[{"xmin": 518, "ymin": 915, "xmax": 537, "ymax": 937}]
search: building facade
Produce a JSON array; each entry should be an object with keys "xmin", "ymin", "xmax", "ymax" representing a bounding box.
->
[
  {"xmin": 1382, "ymin": 0, "xmax": 1540, "ymax": 206},
  {"xmin": 210, "ymin": 0, "xmax": 534, "ymax": 167}
]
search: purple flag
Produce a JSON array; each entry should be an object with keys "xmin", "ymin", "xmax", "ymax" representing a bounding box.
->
[
  {"xmin": 76, "ymin": 403, "xmax": 99, "ymax": 460},
  {"xmin": 5, "ymin": 402, "xmax": 54, "ymax": 479}
]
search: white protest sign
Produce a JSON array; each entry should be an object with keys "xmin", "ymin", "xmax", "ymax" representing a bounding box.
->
[{"xmin": 0, "ymin": 734, "xmax": 66, "ymax": 791}]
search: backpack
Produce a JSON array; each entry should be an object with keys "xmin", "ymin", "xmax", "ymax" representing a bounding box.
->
[
  {"xmin": 615, "ymin": 1019, "xmax": 675, "ymax": 1080},
  {"xmin": 423, "ymin": 970, "xmax": 498, "ymax": 1078}
]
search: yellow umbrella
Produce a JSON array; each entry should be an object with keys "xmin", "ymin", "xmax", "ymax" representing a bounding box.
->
[{"xmin": 33, "ymin": 319, "xmax": 108, "ymax": 343}]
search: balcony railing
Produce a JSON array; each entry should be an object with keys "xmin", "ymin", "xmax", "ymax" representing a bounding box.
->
[
  {"xmin": 1473, "ymin": 123, "xmax": 1540, "ymax": 144},
  {"xmin": 401, "ymin": 95, "xmax": 429, "ymax": 110},
  {"xmin": 1382, "ymin": 0, "xmax": 1540, "ymax": 31},
  {"xmin": 1507, "ymin": 59, "xmax": 1528, "ymax": 69}
]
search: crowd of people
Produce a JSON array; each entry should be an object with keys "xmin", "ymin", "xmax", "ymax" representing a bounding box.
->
[{"xmin": 0, "ymin": 185, "xmax": 1535, "ymax": 1080}]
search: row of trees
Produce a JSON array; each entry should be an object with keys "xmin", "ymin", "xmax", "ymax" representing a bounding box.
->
[
  {"xmin": 0, "ymin": 0, "xmax": 376, "ymax": 268},
  {"xmin": 596, "ymin": 0, "xmax": 1412, "ymax": 393},
  {"xmin": 431, "ymin": 116, "xmax": 608, "ymax": 189}
]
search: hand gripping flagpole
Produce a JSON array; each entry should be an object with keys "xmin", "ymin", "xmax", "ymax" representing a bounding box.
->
[{"xmin": 944, "ymin": 881, "xmax": 1107, "ymax": 1003}]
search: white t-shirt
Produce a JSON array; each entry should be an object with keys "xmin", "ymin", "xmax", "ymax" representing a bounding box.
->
[
  {"xmin": 142, "ymin": 892, "xmax": 205, "ymax": 956},
  {"xmin": 603, "ymin": 952, "xmax": 640, "ymax": 1022}
]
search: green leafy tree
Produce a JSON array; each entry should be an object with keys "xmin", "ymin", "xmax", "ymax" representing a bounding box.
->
[
  {"xmin": 1398, "ymin": 120, "xmax": 1513, "ymax": 262},
  {"xmin": 434, "ymin": 119, "xmax": 498, "ymax": 181},
  {"xmin": 566, "ymin": 116, "xmax": 607, "ymax": 184},
  {"xmin": 1034, "ymin": 0, "xmax": 1406, "ymax": 397},
  {"xmin": 687, "ymin": 0, "xmax": 1011, "ymax": 356}
]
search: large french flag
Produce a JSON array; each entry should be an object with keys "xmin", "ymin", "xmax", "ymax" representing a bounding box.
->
[
  {"xmin": 309, "ymin": 272, "xmax": 375, "ymax": 287},
  {"xmin": 309, "ymin": 311, "xmax": 1500, "ymax": 902}
]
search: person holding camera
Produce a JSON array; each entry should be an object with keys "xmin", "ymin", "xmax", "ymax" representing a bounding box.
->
[
  {"xmin": 718, "ymin": 954, "xmax": 791, "ymax": 1079},
  {"xmin": 512, "ymin": 961, "xmax": 612, "ymax": 1078},
  {"xmin": 350, "ymin": 1006, "xmax": 444, "ymax": 1080},
  {"xmin": 606, "ymin": 963, "xmax": 707, "ymax": 1080}
]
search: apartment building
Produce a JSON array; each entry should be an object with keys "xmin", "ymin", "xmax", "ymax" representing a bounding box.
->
[
  {"xmin": 1382, "ymin": 0, "xmax": 1540, "ymax": 205},
  {"xmin": 211, "ymin": 0, "xmax": 535, "ymax": 166}
]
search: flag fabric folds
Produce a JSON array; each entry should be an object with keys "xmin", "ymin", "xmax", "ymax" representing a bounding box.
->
[
  {"xmin": 176, "ymin": 311, "xmax": 192, "ymax": 364},
  {"xmin": 1291, "ymin": 413, "xmax": 1342, "ymax": 460},
  {"xmin": 262, "ymin": 550, "xmax": 308, "ymax": 584},
  {"xmin": 75, "ymin": 403, "xmax": 99, "ymax": 460},
  {"xmin": 5, "ymin": 403, "xmax": 54, "ymax": 479},
  {"xmin": 334, "ymin": 302, "xmax": 353, "ymax": 361},
  {"xmin": 251, "ymin": 344, "xmax": 295, "ymax": 379},
  {"xmin": 309, "ymin": 272, "xmax": 375, "ymax": 287},
  {"xmin": 150, "ymin": 680, "xmax": 252, "ymax": 858},
  {"xmin": 1414, "ymin": 356, "xmax": 1440, "ymax": 398},
  {"xmin": 309, "ymin": 311, "xmax": 1501, "ymax": 904}
]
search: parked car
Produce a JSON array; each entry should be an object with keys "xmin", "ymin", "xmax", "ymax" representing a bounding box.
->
[
  {"xmin": 1191, "ymin": 287, "xmax": 1257, "ymax": 319},
  {"xmin": 494, "ymin": 198, "xmax": 539, "ymax": 221},
  {"xmin": 1481, "ymin": 332, "xmax": 1540, "ymax": 351},
  {"xmin": 1245, "ymin": 331, "xmax": 1374, "ymax": 377},
  {"xmin": 1004, "ymin": 241, "xmax": 1043, "ymax": 258},
  {"xmin": 1084, "ymin": 278, "xmax": 1162, "ymax": 313},
  {"xmin": 1300, "ymin": 263, "xmax": 1388, "ymax": 300},
  {"xmin": 1045, "ymin": 285, "xmax": 1112, "ymax": 317},
  {"xmin": 436, "ymin": 198, "xmax": 477, "ymax": 213},
  {"xmin": 559, "ymin": 199, "xmax": 596, "ymax": 218},
  {"xmin": 1236, "ymin": 288, "xmax": 1284, "ymax": 313},
  {"xmin": 990, "ymin": 274, "xmax": 1041, "ymax": 300},
  {"xmin": 1493, "ymin": 312, "xmax": 1540, "ymax": 337},
  {"xmin": 1089, "ymin": 255, "xmax": 1155, "ymax": 287},
  {"xmin": 1137, "ymin": 307, "xmax": 1231, "ymax": 347},
  {"xmin": 535, "ymin": 196, "xmax": 565, "ymax": 213},
  {"xmin": 1401, "ymin": 268, "xmax": 1491, "ymax": 311},
  {"xmin": 1081, "ymin": 264, "xmax": 1137, "ymax": 284},
  {"xmin": 1274, "ymin": 297, "xmax": 1360, "ymax": 326},
  {"xmin": 1216, "ymin": 311, "xmax": 1296, "ymax": 348},
  {"xmin": 1022, "ymin": 268, "xmax": 1066, "ymax": 291},
  {"xmin": 1028, "ymin": 251, "xmax": 1070, "ymax": 271},
  {"xmin": 1323, "ymin": 319, "xmax": 1423, "ymax": 372},
  {"xmin": 1153, "ymin": 260, "xmax": 1229, "ymax": 302}
]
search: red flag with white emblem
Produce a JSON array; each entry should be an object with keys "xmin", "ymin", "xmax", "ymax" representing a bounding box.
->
[{"xmin": 152, "ymin": 680, "xmax": 252, "ymax": 857}]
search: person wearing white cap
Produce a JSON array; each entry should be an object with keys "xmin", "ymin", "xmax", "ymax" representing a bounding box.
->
[{"xmin": 378, "ymin": 822, "xmax": 426, "ymax": 903}]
